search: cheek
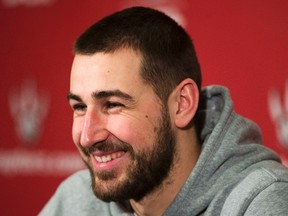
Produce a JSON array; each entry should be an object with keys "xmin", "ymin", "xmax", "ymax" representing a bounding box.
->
[{"xmin": 107, "ymin": 116, "xmax": 156, "ymax": 149}]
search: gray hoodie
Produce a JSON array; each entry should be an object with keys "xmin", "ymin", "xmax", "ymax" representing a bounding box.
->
[{"xmin": 40, "ymin": 85, "xmax": 288, "ymax": 216}]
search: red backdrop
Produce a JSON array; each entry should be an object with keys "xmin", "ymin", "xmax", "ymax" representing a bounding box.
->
[{"xmin": 1, "ymin": 0, "xmax": 288, "ymax": 215}]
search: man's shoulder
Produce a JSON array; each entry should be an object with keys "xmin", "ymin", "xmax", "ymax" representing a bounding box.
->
[
  {"xmin": 59, "ymin": 169, "xmax": 91, "ymax": 190},
  {"xmin": 39, "ymin": 169, "xmax": 110, "ymax": 215},
  {"xmin": 221, "ymin": 161, "xmax": 288, "ymax": 215}
]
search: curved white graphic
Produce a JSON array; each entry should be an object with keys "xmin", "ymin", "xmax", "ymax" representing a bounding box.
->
[
  {"xmin": 268, "ymin": 80, "xmax": 288, "ymax": 149},
  {"xmin": 122, "ymin": 0, "xmax": 187, "ymax": 27}
]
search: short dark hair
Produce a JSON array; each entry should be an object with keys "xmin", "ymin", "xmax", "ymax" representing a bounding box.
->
[{"xmin": 74, "ymin": 6, "xmax": 201, "ymax": 103}]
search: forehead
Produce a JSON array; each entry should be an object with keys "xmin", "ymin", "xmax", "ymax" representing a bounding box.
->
[{"xmin": 70, "ymin": 49, "xmax": 146, "ymax": 97}]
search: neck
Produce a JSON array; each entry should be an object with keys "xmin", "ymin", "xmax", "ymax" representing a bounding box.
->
[
  {"xmin": 129, "ymin": 182, "xmax": 174, "ymax": 216},
  {"xmin": 129, "ymin": 129, "xmax": 201, "ymax": 216}
]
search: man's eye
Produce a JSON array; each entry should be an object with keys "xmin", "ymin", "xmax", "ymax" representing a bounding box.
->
[
  {"xmin": 106, "ymin": 102, "xmax": 124, "ymax": 109},
  {"xmin": 72, "ymin": 104, "xmax": 87, "ymax": 112}
]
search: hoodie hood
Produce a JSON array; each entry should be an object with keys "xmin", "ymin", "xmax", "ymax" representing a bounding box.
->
[{"xmin": 165, "ymin": 85, "xmax": 280, "ymax": 215}]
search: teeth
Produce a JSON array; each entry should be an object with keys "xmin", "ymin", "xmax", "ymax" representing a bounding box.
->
[{"xmin": 95, "ymin": 152, "xmax": 124, "ymax": 163}]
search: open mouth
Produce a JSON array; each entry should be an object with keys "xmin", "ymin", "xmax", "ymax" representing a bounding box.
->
[{"xmin": 94, "ymin": 151, "xmax": 126, "ymax": 163}]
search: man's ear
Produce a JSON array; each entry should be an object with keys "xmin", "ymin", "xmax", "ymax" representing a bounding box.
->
[{"xmin": 173, "ymin": 78, "xmax": 199, "ymax": 128}]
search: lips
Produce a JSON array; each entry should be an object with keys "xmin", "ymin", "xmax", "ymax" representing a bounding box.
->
[
  {"xmin": 94, "ymin": 151, "xmax": 125, "ymax": 163},
  {"xmin": 86, "ymin": 140, "xmax": 132, "ymax": 170}
]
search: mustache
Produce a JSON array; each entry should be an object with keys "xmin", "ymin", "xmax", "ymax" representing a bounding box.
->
[{"xmin": 82, "ymin": 139, "xmax": 133, "ymax": 155}]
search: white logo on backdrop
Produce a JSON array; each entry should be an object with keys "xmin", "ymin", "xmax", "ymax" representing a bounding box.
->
[
  {"xmin": 1, "ymin": 78, "xmax": 85, "ymax": 176},
  {"xmin": 122, "ymin": 0, "xmax": 187, "ymax": 27},
  {"xmin": 1, "ymin": 0, "xmax": 55, "ymax": 7},
  {"xmin": 9, "ymin": 78, "xmax": 50, "ymax": 144},
  {"xmin": 268, "ymin": 80, "xmax": 288, "ymax": 149}
]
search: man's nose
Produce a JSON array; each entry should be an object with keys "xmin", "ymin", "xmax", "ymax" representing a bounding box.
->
[{"xmin": 80, "ymin": 109, "xmax": 108, "ymax": 147}]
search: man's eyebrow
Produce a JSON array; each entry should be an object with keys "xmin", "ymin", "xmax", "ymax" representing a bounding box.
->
[
  {"xmin": 92, "ymin": 90, "xmax": 134, "ymax": 101},
  {"xmin": 67, "ymin": 90, "xmax": 134, "ymax": 102},
  {"xmin": 67, "ymin": 92, "xmax": 82, "ymax": 102}
]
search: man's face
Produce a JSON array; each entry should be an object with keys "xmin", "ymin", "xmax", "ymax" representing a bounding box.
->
[{"xmin": 69, "ymin": 49, "xmax": 177, "ymax": 202}]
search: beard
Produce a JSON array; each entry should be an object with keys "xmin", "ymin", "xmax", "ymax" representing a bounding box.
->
[{"xmin": 80, "ymin": 107, "xmax": 177, "ymax": 202}]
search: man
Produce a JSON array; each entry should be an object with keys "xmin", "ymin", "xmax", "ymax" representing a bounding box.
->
[{"xmin": 40, "ymin": 6, "xmax": 288, "ymax": 216}]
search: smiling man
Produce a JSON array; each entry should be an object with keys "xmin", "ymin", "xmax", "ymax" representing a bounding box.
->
[
  {"xmin": 40, "ymin": 6, "xmax": 288, "ymax": 216},
  {"xmin": 68, "ymin": 49, "xmax": 197, "ymax": 207}
]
